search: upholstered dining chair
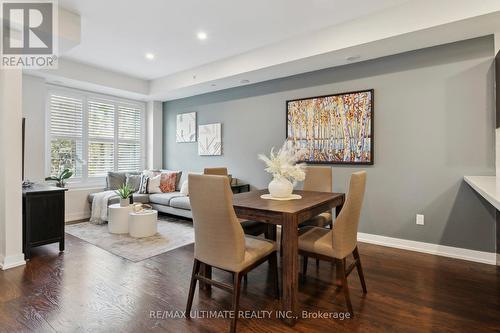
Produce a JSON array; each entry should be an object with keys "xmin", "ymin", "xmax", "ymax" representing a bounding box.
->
[
  {"xmin": 203, "ymin": 167, "xmax": 228, "ymax": 175},
  {"xmin": 300, "ymin": 166, "xmax": 333, "ymax": 228},
  {"xmin": 186, "ymin": 174, "xmax": 279, "ymax": 333},
  {"xmin": 203, "ymin": 167, "xmax": 269, "ymax": 238},
  {"xmin": 298, "ymin": 171, "xmax": 367, "ymax": 315}
]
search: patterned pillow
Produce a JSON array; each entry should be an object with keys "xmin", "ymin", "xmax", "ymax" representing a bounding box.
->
[
  {"xmin": 160, "ymin": 172, "xmax": 177, "ymax": 193},
  {"xmin": 125, "ymin": 174, "xmax": 142, "ymax": 192},
  {"xmin": 138, "ymin": 174, "xmax": 149, "ymax": 194},
  {"xmin": 148, "ymin": 174, "xmax": 162, "ymax": 194}
]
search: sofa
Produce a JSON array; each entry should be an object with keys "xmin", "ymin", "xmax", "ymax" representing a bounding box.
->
[{"xmin": 88, "ymin": 171, "xmax": 193, "ymax": 219}]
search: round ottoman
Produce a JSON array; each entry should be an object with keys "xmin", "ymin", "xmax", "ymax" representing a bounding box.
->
[
  {"xmin": 108, "ymin": 203, "xmax": 132, "ymax": 234},
  {"xmin": 129, "ymin": 210, "xmax": 158, "ymax": 238}
]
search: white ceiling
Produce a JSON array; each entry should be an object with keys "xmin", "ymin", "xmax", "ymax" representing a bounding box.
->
[{"xmin": 60, "ymin": 0, "xmax": 409, "ymax": 80}]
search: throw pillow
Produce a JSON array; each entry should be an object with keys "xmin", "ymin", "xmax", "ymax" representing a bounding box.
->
[
  {"xmin": 107, "ymin": 172, "xmax": 126, "ymax": 190},
  {"xmin": 125, "ymin": 174, "xmax": 141, "ymax": 192},
  {"xmin": 180, "ymin": 180, "xmax": 189, "ymax": 196},
  {"xmin": 138, "ymin": 174, "xmax": 149, "ymax": 194},
  {"xmin": 161, "ymin": 169, "xmax": 183, "ymax": 189},
  {"xmin": 160, "ymin": 172, "xmax": 177, "ymax": 193},
  {"xmin": 148, "ymin": 174, "xmax": 162, "ymax": 193}
]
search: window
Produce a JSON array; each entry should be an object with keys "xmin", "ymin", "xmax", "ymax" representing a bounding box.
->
[{"xmin": 48, "ymin": 87, "xmax": 145, "ymax": 185}]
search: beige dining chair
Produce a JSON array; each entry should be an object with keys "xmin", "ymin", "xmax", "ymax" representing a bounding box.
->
[
  {"xmin": 186, "ymin": 174, "xmax": 279, "ymax": 333},
  {"xmin": 300, "ymin": 166, "xmax": 333, "ymax": 228},
  {"xmin": 203, "ymin": 167, "xmax": 228, "ymax": 175},
  {"xmin": 298, "ymin": 171, "xmax": 367, "ymax": 315},
  {"xmin": 204, "ymin": 167, "xmax": 269, "ymax": 239}
]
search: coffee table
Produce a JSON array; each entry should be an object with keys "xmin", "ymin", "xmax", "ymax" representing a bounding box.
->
[
  {"xmin": 129, "ymin": 210, "xmax": 158, "ymax": 238},
  {"xmin": 108, "ymin": 203, "xmax": 132, "ymax": 234}
]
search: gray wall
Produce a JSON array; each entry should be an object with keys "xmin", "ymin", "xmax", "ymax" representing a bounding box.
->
[{"xmin": 164, "ymin": 36, "xmax": 496, "ymax": 252}]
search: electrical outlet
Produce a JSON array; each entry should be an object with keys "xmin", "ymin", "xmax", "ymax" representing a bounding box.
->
[{"xmin": 416, "ymin": 214, "xmax": 424, "ymax": 225}]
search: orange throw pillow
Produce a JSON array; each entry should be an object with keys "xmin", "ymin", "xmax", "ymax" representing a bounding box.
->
[{"xmin": 160, "ymin": 172, "xmax": 177, "ymax": 193}]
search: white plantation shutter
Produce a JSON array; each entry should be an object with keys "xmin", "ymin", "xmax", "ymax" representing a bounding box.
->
[
  {"xmin": 47, "ymin": 87, "xmax": 145, "ymax": 184},
  {"xmin": 118, "ymin": 142, "xmax": 141, "ymax": 171},
  {"xmin": 88, "ymin": 100, "xmax": 115, "ymax": 177},
  {"xmin": 49, "ymin": 94, "xmax": 84, "ymax": 177},
  {"xmin": 117, "ymin": 104, "xmax": 143, "ymax": 172},
  {"xmin": 88, "ymin": 141, "xmax": 114, "ymax": 177},
  {"xmin": 88, "ymin": 100, "xmax": 115, "ymax": 138},
  {"xmin": 50, "ymin": 95, "xmax": 83, "ymax": 137},
  {"xmin": 118, "ymin": 105, "xmax": 142, "ymax": 140}
]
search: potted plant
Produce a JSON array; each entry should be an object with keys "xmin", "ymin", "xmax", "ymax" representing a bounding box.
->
[
  {"xmin": 116, "ymin": 184, "xmax": 134, "ymax": 207},
  {"xmin": 258, "ymin": 141, "xmax": 306, "ymax": 198},
  {"xmin": 45, "ymin": 168, "xmax": 73, "ymax": 188}
]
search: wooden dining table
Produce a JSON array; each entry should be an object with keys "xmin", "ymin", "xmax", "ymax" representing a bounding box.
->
[{"xmin": 232, "ymin": 189, "xmax": 345, "ymax": 326}]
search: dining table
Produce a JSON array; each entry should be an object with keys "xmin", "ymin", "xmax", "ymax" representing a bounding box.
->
[{"xmin": 232, "ymin": 189, "xmax": 345, "ymax": 326}]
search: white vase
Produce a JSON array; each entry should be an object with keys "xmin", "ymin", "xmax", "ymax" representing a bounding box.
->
[
  {"xmin": 268, "ymin": 176, "xmax": 293, "ymax": 198},
  {"xmin": 120, "ymin": 198, "xmax": 129, "ymax": 207}
]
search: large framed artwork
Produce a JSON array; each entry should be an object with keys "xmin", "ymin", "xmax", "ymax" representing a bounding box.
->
[
  {"xmin": 198, "ymin": 123, "xmax": 222, "ymax": 156},
  {"xmin": 176, "ymin": 112, "xmax": 197, "ymax": 143},
  {"xmin": 286, "ymin": 89, "xmax": 374, "ymax": 165}
]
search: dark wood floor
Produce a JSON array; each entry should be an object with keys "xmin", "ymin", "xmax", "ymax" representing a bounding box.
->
[{"xmin": 1, "ymin": 232, "xmax": 499, "ymax": 333}]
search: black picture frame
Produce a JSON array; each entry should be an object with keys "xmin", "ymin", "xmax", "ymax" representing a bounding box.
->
[{"xmin": 286, "ymin": 89, "xmax": 374, "ymax": 165}]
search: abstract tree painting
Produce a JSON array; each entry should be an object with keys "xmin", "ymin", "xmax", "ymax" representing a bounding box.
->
[{"xmin": 286, "ymin": 90, "xmax": 373, "ymax": 164}]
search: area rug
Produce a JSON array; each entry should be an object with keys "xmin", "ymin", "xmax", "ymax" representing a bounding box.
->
[{"xmin": 65, "ymin": 215, "xmax": 194, "ymax": 262}]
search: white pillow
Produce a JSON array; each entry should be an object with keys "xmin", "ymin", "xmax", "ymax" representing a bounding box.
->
[
  {"xmin": 148, "ymin": 174, "xmax": 162, "ymax": 193},
  {"xmin": 180, "ymin": 180, "xmax": 189, "ymax": 196}
]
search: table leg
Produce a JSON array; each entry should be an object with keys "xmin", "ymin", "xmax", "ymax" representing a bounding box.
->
[{"xmin": 281, "ymin": 214, "xmax": 298, "ymax": 326}]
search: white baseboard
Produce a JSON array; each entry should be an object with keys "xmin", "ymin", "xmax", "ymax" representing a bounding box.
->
[
  {"xmin": 357, "ymin": 232, "xmax": 497, "ymax": 265},
  {"xmin": 65, "ymin": 211, "xmax": 90, "ymax": 222},
  {"xmin": 0, "ymin": 253, "xmax": 26, "ymax": 270}
]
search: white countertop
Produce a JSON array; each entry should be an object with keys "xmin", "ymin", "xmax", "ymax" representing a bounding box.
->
[{"xmin": 463, "ymin": 176, "xmax": 500, "ymax": 211}]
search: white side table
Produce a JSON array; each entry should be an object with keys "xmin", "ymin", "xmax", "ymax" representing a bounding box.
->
[
  {"xmin": 129, "ymin": 210, "xmax": 158, "ymax": 238},
  {"xmin": 108, "ymin": 204, "xmax": 132, "ymax": 234}
]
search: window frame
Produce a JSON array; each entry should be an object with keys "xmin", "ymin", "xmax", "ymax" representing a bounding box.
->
[{"xmin": 46, "ymin": 85, "xmax": 146, "ymax": 188}]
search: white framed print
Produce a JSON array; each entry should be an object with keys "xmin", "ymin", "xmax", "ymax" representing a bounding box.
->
[
  {"xmin": 198, "ymin": 123, "xmax": 222, "ymax": 156},
  {"xmin": 176, "ymin": 112, "xmax": 196, "ymax": 142}
]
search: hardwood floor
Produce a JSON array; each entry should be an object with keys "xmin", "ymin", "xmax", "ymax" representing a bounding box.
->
[{"xmin": 0, "ymin": 232, "xmax": 499, "ymax": 333}]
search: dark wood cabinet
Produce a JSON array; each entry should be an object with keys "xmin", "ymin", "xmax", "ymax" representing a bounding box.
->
[
  {"xmin": 231, "ymin": 183, "xmax": 250, "ymax": 194},
  {"xmin": 22, "ymin": 185, "xmax": 67, "ymax": 260}
]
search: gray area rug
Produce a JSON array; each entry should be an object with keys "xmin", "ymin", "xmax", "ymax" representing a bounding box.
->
[{"xmin": 65, "ymin": 215, "xmax": 194, "ymax": 262}]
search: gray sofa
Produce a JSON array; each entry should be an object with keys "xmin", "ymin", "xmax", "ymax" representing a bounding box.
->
[{"xmin": 88, "ymin": 171, "xmax": 193, "ymax": 219}]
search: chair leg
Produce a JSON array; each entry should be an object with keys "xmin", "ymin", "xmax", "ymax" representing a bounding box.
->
[
  {"xmin": 279, "ymin": 230, "xmax": 283, "ymax": 257},
  {"xmin": 230, "ymin": 272, "xmax": 243, "ymax": 333},
  {"xmin": 243, "ymin": 274, "xmax": 248, "ymax": 285},
  {"xmin": 269, "ymin": 251, "xmax": 280, "ymax": 299},
  {"xmin": 186, "ymin": 259, "xmax": 200, "ymax": 317},
  {"xmin": 353, "ymin": 246, "xmax": 367, "ymax": 293},
  {"xmin": 316, "ymin": 258, "xmax": 320, "ymax": 268},
  {"xmin": 302, "ymin": 255, "xmax": 308, "ymax": 279},
  {"xmin": 336, "ymin": 258, "xmax": 353, "ymax": 316}
]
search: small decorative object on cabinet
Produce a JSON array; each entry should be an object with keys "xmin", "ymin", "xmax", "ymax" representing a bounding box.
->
[
  {"xmin": 258, "ymin": 141, "xmax": 306, "ymax": 199},
  {"xmin": 44, "ymin": 168, "xmax": 73, "ymax": 188},
  {"xmin": 22, "ymin": 184, "xmax": 67, "ymax": 259}
]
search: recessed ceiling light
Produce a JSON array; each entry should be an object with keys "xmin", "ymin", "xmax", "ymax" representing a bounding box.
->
[
  {"xmin": 240, "ymin": 79, "xmax": 250, "ymax": 84},
  {"xmin": 346, "ymin": 55, "xmax": 360, "ymax": 62},
  {"xmin": 145, "ymin": 53, "xmax": 155, "ymax": 60},
  {"xmin": 197, "ymin": 31, "xmax": 207, "ymax": 40}
]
